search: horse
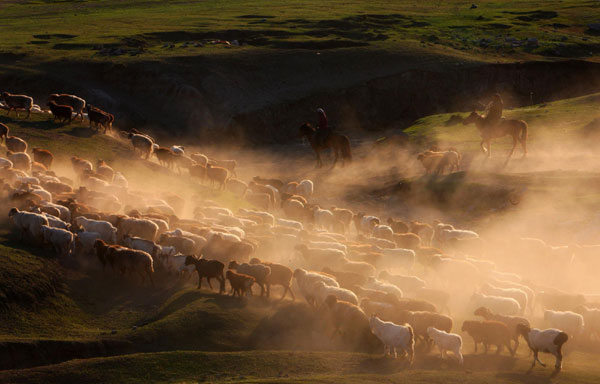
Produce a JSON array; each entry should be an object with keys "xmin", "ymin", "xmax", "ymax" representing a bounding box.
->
[
  {"xmin": 462, "ymin": 111, "xmax": 528, "ymax": 163},
  {"xmin": 299, "ymin": 123, "xmax": 352, "ymax": 168}
]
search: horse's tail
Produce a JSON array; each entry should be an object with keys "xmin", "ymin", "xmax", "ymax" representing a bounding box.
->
[{"xmin": 340, "ymin": 136, "xmax": 352, "ymax": 162}]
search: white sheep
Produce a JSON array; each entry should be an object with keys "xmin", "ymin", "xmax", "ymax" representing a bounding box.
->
[
  {"xmin": 517, "ymin": 324, "xmax": 569, "ymax": 375},
  {"xmin": 0, "ymin": 157, "xmax": 13, "ymax": 168},
  {"xmin": 117, "ymin": 217, "xmax": 159, "ymax": 241},
  {"xmin": 313, "ymin": 207, "xmax": 335, "ymax": 231},
  {"xmin": 8, "ymin": 208, "xmax": 48, "ymax": 240},
  {"xmin": 165, "ymin": 254, "xmax": 195, "ymax": 276},
  {"xmin": 334, "ymin": 257, "xmax": 376, "ymax": 277},
  {"xmin": 379, "ymin": 247, "xmax": 416, "ymax": 270},
  {"xmin": 129, "ymin": 133, "xmax": 153, "ymax": 159},
  {"xmin": 293, "ymin": 268, "xmax": 339, "ymax": 306},
  {"xmin": 369, "ymin": 315, "xmax": 414, "ymax": 363},
  {"xmin": 482, "ymin": 282, "xmax": 528, "ymax": 314},
  {"xmin": 170, "ymin": 145, "xmax": 184, "ymax": 155},
  {"xmin": 471, "ymin": 292, "xmax": 520, "ymax": 315},
  {"xmin": 426, "ymin": 326, "xmax": 463, "ymax": 364},
  {"xmin": 314, "ymin": 280, "xmax": 358, "ymax": 305},
  {"xmin": 7, "ymin": 151, "xmax": 31, "ymax": 171},
  {"xmin": 41, "ymin": 202, "xmax": 71, "ymax": 222},
  {"xmin": 365, "ymin": 277, "xmax": 403, "ymax": 298},
  {"xmin": 296, "ymin": 179, "xmax": 314, "ymax": 199},
  {"xmin": 42, "ymin": 213, "xmax": 70, "ymax": 230},
  {"xmin": 307, "ymin": 240, "xmax": 347, "ymax": 254},
  {"xmin": 238, "ymin": 208, "xmax": 275, "ymax": 226},
  {"xmin": 41, "ymin": 225, "xmax": 73, "ymax": 257},
  {"xmin": 113, "ymin": 172, "xmax": 128, "ymax": 188},
  {"xmin": 123, "ymin": 235, "xmax": 159, "ymax": 258},
  {"xmin": 276, "ymin": 218, "xmax": 303, "ymax": 231},
  {"xmin": 544, "ymin": 310, "xmax": 584, "ymax": 338},
  {"xmin": 75, "ymin": 216, "xmax": 117, "ymax": 244},
  {"xmin": 378, "ymin": 271, "xmax": 425, "ymax": 293},
  {"xmin": 74, "ymin": 231, "xmax": 102, "ymax": 256},
  {"xmin": 489, "ymin": 270, "xmax": 522, "ymax": 283}
]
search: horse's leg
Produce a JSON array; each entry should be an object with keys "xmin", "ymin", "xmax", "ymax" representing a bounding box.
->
[
  {"xmin": 504, "ymin": 135, "xmax": 517, "ymax": 166},
  {"xmin": 331, "ymin": 145, "xmax": 339, "ymax": 168},
  {"xmin": 480, "ymin": 139, "xmax": 487, "ymax": 154},
  {"xmin": 487, "ymin": 141, "xmax": 491, "ymax": 158},
  {"xmin": 315, "ymin": 149, "xmax": 322, "ymax": 168}
]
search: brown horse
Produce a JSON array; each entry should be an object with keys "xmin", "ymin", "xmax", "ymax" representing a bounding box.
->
[
  {"xmin": 299, "ymin": 123, "xmax": 352, "ymax": 168},
  {"xmin": 463, "ymin": 111, "xmax": 528, "ymax": 162}
]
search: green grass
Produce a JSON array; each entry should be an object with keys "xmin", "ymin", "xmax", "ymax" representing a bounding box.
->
[
  {"xmin": 1, "ymin": 350, "xmax": 600, "ymax": 383},
  {"xmin": 0, "ymin": 0, "xmax": 599, "ymax": 64}
]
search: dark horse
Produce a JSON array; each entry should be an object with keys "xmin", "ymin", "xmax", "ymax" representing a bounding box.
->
[
  {"xmin": 299, "ymin": 123, "xmax": 352, "ymax": 168},
  {"xmin": 463, "ymin": 111, "xmax": 528, "ymax": 164}
]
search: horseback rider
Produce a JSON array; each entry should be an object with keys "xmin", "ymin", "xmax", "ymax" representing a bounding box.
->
[
  {"xmin": 483, "ymin": 93, "xmax": 503, "ymax": 130},
  {"xmin": 315, "ymin": 107, "xmax": 330, "ymax": 147}
]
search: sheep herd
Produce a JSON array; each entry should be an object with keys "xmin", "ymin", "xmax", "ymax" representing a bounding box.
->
[{"xmin": 2, "ymin": 90, "xmax": 600, "ymax": 377}]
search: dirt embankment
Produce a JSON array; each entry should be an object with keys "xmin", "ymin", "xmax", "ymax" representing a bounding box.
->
[{"xmin": 1, "ymin": 51, "xmax": 599, "ymax": 144}]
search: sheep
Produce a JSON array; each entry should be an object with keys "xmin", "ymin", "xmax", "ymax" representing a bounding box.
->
[
  {"xmin": 128, "ymin": 133, "xmax": 153, "ymax": 159},
  {"xmin": 123, "ymin": 235, "xmax": 159, "ymax": 258},
  {"xmin": 250, "ymin": 258, "xmax": 295, "ymax": 300},
  {"xmin": 296, "ymin": 179, "xmax": 314, "ymax": 199},
  {"xmin": 353, "ymin": 212, "xmax": 380, "ymax": 235},
  {"xmin": 206, "ymin": 164, "xmax": 229, "ymax": 189},
  {"xmin": 413, "ymin": 288, "xmax": 451, "ymax": 314},
  {"xmin": 481, "ymin": 282, "xmax": 527, "ymax": 314},
  {"xmin": 252, "ymin": 176, "xmax": 284, "ymax": 190},
  {"xmin": 32, "ymin": 148, "xmax": 53, "ymax": 170},
  {"xmin": 41, "ymin": 225, "xmax": 73, "ymax": 257},
  {"xmin": 5, "ymin": 136, "xmax": 27, "ymax": 153},
  {"xmin": 245, "ymin": 190, "xmax": 271, "ymax": 211},
  {"xmin": 396, "ymin": 310, "xmax": 452, "ymax": 345},
  {"xmin": 71, "ymin": 156, "xmax": 93, "ymax": 175},
  {"xmin": 226, "ymin": 178, "xmax": 247, "ymax": 197},
  {"xmin": 293, "ymin": 268, "xmax": 339, "ymax": 306},
  {"xmin": 427, "ymin": 326, "xmax": 463, "ymax": 364},
  {"xmin": 322, "ymin": 267, "xmax": 367, "ymax": 289},
  {"xmin": 74, "ymin": 216, "xmax": 117, "ymax": 244},
  {"xmin": 461, "ymin": 320, "xmax": 514, "ymax": 356},
  {"xmin": 211, "ymin": 159, "xmax": 237, "ymax": 176},
  {"xmin": 190, "ymin": 153, "xmax": 208, "ymax": 166},
  {"xmin": 372, "ymin": 224, "xmax": 394, "ymax": 241},
  {"xmin": 387, "ymin": 218, "xmax": 408, "ymax": 233},
  {"xmin": 87, "ymin": 105, "xmax": 113, "ymax": 132},
  {"xmin": 376, "ymin": 247, "xmax": 416, "ymax": 270},
  {"xmin": 170, "ymin": 145, "xmax": 184, "ymax": 155},
  {"xmin": 174, "ymin": 155, "xmax": 195, "ymax": 173},
  {"xmin": 437, "ymin": 228, "xmax": 479, "ymax": 244},
  {"xmin": 8, "ymin": 207, "xmax": 48, "ymax": 240},
  {"xmin": 184, "ymin": 256, "xmax": 225, "ymax": 293},
  {"xmin": 365, "ymin": 277, "xmax": 403, "ymax": 298},
  {"xmin": 313, "ymin": 280, "xmax": 358, "ymax": 305},
  {"xmin": 393, "ymin": 233, "xmax": 421, "ymax": 250},
  {"xmin": 107, "ymin": 247, "xmax": 155, "ymax": 286},
  {"xmin": 2, "ymin": 92, "xmax": 33, "ymax": 118},
  {"xmin": 369, "ymin": 315, "xmax": 414, "ymax": 362},
  {"xmin": 312, "ymin": 206, "xmax": 335, "ymax": 230},
  {"xmin": 159, "ymin": 233, "xmax": 195, "ymax": 254},
  {"xmin": 7, "ymin": 151, "xmax": 31, "ymax": 171},
  {"xmin": 306, "ymin": 240, "xmax": 347, "ymax": 254},
  {"xmin": 334, "ymin": 257, "xmax": 376, "ymax": 277},
  {"xmin": 378, "ymin": 271, "xmax": 425, "ymax": 293},
  {"xmin": 474, "ymin": 306, "xmax": 530, "ymax": 351},
  {"xmin": 281, "ymin": 198, "xmax": 307, "ymax": 222},
  {"xmin": 203, "ymin": 234, "xmax": 253, "ymax": 263},
  {"xmin": 516, "ymin": 324, "xmax": 569, "ymax": 376},
  {"xmin": 330, "ymin": 207, "xmax": 353, "ymax": 232},
  {"xmin": 41, "ymin": 213, "xmax": 70, "ymax": 230},
  {"xmin": 47, "ymin": 101, "xmax": 72, "ymax": 123},
  {"xmin": 471, "ymin": 292, "xmax": 520, "ymax": 316},
  {"xmin": 417, "ymin": 152, "xmax": 443, "ymax": 174},
  {"xmin": 322, "ymin": 294, "xmax": 372, "ymax": 345},
  {"xmin": 74, "ymin": 231, "xmax": 102, "ymax": 256},
  {"xmin": 116, "ymin": 217, "xmax": 159, "ymax": 241},
  {"xmin": 294, "ymin": 244, "xmax": 346, "ymax": 269},
  {"xmin": 276, "ymin": 218, "xmax": 303, "ymax": 231},
  {"xmin": 490, "ymin": 278, "xmax": 535, "ymax": 312},
  {"xmin": 228, "ymin": 260, "xmax": 271, "ymax": 296},
  {"xmin": 226, "ymin": 270, "xmax": 255, "ymax": 297},
  {"xmin": 574, "ymin": 305, "xmax": 600, "ymax": 340},
  {"xmin": 161, "ymin": 254, "xmax": 195, "ymax": 277},
  {"xmin": 543, "ymin": 310, "xmax": 584, "ymax": 338},
  {"xmin": 113, "ymin": 172, "xmax": 128, "ymax": 188},
  {"xmin": 49, "ymin": 93, "xmax": 85, "ymax": 121},
  {"xmin": 0, "ymin": 157, "xmax": 12, "ymax": 169}
]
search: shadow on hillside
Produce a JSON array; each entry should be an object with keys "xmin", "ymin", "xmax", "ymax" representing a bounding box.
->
[
  {"xmin": 496, "ymin": 371, "xmax": 554, "ymax": 384},
  {"xmin": 65, "ymin": 126, "xmax": 96, "ymax": 138},
  {"xmin": 0, "ymin": 115, "xmax": 74, "ymax": 131}
]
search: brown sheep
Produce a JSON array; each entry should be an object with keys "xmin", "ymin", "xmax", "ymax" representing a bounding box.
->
[
  {"xmin": 47, "ymin": 101, "xmax": 73, "ymax": 124},
  {"xmin": 323, "ymin": 294, "xmax": 372, "ymax": 342},
  {"xmin": 0, "ymin": 123, "xmax": 8, "ymax": 144},
  {"xmin": 417, "ymin": 152, "xmax": 443, "ymax": 175},
  {"xmin": 189, "ymin": 164, "xmax": 207, "ymax": 180},
  {"xmin": 203, "ymin": 234, "xmax": 254, "ymax": 264},
  {"xmin": 248, "ymin": 181, "xmax": 275, "ymax": 207},
  {"xmin": 2, "ymin": 92, "xmax": 33, "ymax": 118},
  {"xmin": 474, "ymin": 306, "xmax": 530, "ymax": 351},
  {"xmin": 250, "ymin": 257, "xmax": 295, "ymax": 300},
  {"xmin": 5, "ymin": 136, "xmax": 27, "ymax": 153},
  {"xmin": 393, "ymin": 232, "xmax": 421, "ymax": 250},
  {"xmin": 32, "ymin": 148, "xmax": 54, "ymax": 170},
  {"xmin": 226, "ymin": 270, "xmax": 255, "ymax": 297},
  {"xmin": 281, "ymin": 192, "xmax": 307, "ymax": 206},
  {"xmin": 71, "ymin": 156, "xmax": 93, "ymax": 175},
  {"xmin": 331, "ymin": 206, "xmax": 353, "ymax": 232},
  {"xmin": 159, "ymin": 233, "xmax": 195, "ymax": 254},
  {"xmin": 206, "ymin": 164, "xmax": 229, "ymax": 189},
  {"xmin": 387, "ymin": 218, "xmax": 409, "ymax": 233},
  {"xmin": 154, "ymin": 147, "xmax": 177, "ymax": 169},
  {"xmin": 461, "ymin": 320, "xmax": 514, "ymax": 356},
  {"xmin": 184, "ymin": 255, "xmax": 225, "ymax": 293},
  {"xmin": 86, "ymin": 105, "xmax": 113, "ymax": 132},
  {"xmin": 108, "ymin": 247, "xmax": 155, "ymax": 286},
  {"xmin": 93, "ymin": 239, "xmax": 122, "ymax": 271},
  {"xmin": 245, "ymin": 190, "xmax": 271, "ymax": 211}
]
